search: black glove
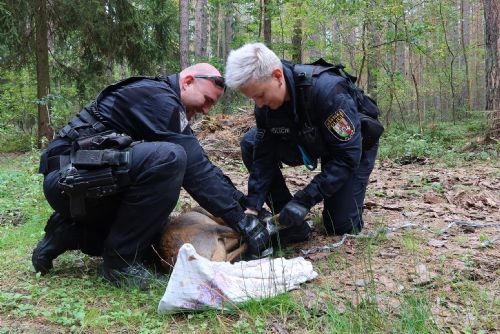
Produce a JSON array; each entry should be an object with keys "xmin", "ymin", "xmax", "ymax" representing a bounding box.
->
[
  {"xmin": 279, "ymin": 199, "xmax": 309, "ymax": 227},
  {"xmin": 237, "ymin": 214, "xmax": 271, "ymax": 257}
]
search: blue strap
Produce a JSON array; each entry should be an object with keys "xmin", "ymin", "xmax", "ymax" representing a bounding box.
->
[{"xmin": 297, "ymin": 145, "xmax": 317, "ymax": 171}]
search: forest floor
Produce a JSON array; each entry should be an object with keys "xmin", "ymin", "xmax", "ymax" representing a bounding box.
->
[
  {"xmin": 187, "ymin": 112, "xmax": 500, "ymax": 333},
  {"xmin": 0, "ymin": 112, "xmax": 498, "ymax": 333}
]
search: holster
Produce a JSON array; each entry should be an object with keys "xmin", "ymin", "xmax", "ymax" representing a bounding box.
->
[
  {"xmin": 360, "ymin": 114, "xmax": 384, "ymax": 151},
  {"xmin": 75, "ymin": 132, "xmax": 133, "ymax": 151},
  {"xmin": 60, "ymin": 136, "xmax": 133, "ymax": 218},
  {"xmin": 58, "ymin": 153, "xmax": 131, "ymax": 218}
]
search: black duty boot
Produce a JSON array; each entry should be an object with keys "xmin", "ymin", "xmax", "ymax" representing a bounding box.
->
[
  {"xmin": 272, "ymin": 220, "xmax": 312, "ymax": 248},
  {"xmin": 101, "ymin": 264, "xmax": 152, "ymax": 290},
  {"xmin": 32, "ymin": 212, "xmax": 80, "ymax": 275}
]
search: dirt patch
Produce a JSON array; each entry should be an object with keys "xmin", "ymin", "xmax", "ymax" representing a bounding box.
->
[
  {"xmin": 0, "ymin": 208, "xmax": 26, "ymax": 227},
  {"xmin": 0, "ymin": 314, "xmax": 66, "ymax": 334}
]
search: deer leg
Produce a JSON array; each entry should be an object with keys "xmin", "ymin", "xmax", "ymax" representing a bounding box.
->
[{"xmin": 226, "ymin": 244, "xmax": 247, "ymax": 263}]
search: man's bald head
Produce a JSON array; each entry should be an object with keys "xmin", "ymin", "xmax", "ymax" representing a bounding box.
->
[
  {"xmin": 180, "ymin": 63, "xmax": 222, "ymax": 78},
  {"xmin": 179, "ymin": 63, "xmax": 225, "ymax": 120}
]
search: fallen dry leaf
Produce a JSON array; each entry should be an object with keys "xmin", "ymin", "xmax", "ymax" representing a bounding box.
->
[
  {"xmin": 424, "ymin": 193, "xmax": 445, "ymax": 204},
  {"xmin": 377, "ymin": 275, "xmax": 397, "ymax": 291},
  {"xmin": 413, "ymin": 263, "xmax": 437, "ymax": 286},
  {"xmin": 428, "ymin": 239, "xmax": 447, "ymax": 248},
  {"xmin": 270, "ymin": 322, "xmax": 289, "ymax": 334},
  {"xmin": 355, "ymin": 279, "xmax": 368, "ymax": 287}
]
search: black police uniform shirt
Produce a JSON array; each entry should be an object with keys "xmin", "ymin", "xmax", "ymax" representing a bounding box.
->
[
  {"xmin": 247, "ymin": 62, "xmax": 363, "ymax": 211},
  {"xmin": 46, "ymin": 75, "xmax": 245, "ymax": 226}
]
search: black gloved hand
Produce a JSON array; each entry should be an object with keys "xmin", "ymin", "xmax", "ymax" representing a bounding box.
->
[
  {"xmin": 279, "ymin": 199, "xmax": 309, "ymax": 227},
  {"xmin": 237, "ymin": 214, "xmax": 271, "ymax": 257}
]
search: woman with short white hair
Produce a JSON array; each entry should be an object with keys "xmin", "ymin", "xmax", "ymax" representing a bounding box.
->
[{"xmin": 226, "ymin": 42, "xmax": 380, "ymax": 244}]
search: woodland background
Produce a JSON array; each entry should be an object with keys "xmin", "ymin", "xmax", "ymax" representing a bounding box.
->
[{"xmin": 0, "ymin": 0, "xmax": 499, "ymax": 150}]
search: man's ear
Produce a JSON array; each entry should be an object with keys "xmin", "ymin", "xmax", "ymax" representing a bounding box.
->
[{"xmin": 181, "ymin": 75, "xmax": 195, "ymax": 90}]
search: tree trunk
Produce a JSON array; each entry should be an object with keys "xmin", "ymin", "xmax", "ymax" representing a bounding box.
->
[
  {"xmin": 258, "ymin": 0, "xmax": 262, "ymax": 38},
  {"xmin": 366, "ymin": 25, "xmax": 379, "ymax": 100},
  {"xmin": 366, "ymin": 0, "xmax": 379, "ymax": 99},
  {"xmin": 263, "ymin": 0, "xmax": 272, "ymax": 45},
  {"xmin": 194, "ymin": 0, "xmax": 208, "ymax": 59},
  {"xmin": 358, "ymin": 22, "xmax": 367, "ymax": 89},
  {"xmin": 473, "ymin": 1, "xmax": 485, "ymax": 110},
  {"xmin": 439, "ymin": 2, "xmax": 457, "ymax": 123},
  {"xmin": 224, "ymin": 1, "xmax": 233, "ymax": 61},
  {"xmin": 460, "ymin": 0, "xmax": 471, "ymax": 112},
  {"xmin": 179, "ymin": 0, "xmax": 189, "ymax": 69},
  {"xmin": 291, "ymin": 2, "xmax": 302, "ymax": 63},
  {"xmin": 35, "ymin": 0, "xmax": 53, "ymax": 147},
  {"xmin": 217, "ymin": 2, "xmax": 223, "ymax": 59},
  {"xmin": 484, "ymin": 0, "xmax": 500, "ymax": 137}
]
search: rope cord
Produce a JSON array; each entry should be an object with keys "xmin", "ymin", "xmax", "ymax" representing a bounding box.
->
[{"xmin": 300, "ymin": 220, "xmax": 500, "ymax": 255}]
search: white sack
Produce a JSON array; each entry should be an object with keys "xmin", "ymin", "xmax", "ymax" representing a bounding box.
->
[{"xmin": 158, "ymin": 243, "xmax": 318, "ymax": 314}]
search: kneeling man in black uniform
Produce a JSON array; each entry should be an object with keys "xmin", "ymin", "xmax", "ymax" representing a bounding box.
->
[{"xmin": 33, "ymin": 63, "xmax": 271, "ymax": 289}]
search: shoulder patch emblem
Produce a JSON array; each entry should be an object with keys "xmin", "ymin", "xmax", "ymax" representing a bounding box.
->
[{"xmin": 324, "ymin": 109, "xmax": 355, "ymax": 141}]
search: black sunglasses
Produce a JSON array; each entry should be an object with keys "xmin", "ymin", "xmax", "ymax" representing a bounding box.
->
[{"xmin": 193, "ymin": 75, "xmax": 226, "ymax": 90}]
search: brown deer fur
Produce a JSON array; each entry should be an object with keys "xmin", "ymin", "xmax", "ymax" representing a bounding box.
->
[{"xmin": 158, "ymin": 207, "xmax": 246, "ymax": 270}]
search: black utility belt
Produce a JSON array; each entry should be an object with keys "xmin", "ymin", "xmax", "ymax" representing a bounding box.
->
[
  {"xmin": 72, "ymin": 149, "xmax": 130, "ymax": 168},
  {"xmin": 39, "ymin": 131, "xmax": 134, "ymax": 175}
]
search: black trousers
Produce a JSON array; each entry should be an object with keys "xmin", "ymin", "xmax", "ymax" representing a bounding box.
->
[
  {"xmin": 240, "ymin": 128, "xmax": 378, "ymax": 235},
  {"xmin": 43, "ymin": 141, "xmax": 187, "ymax": 268}
]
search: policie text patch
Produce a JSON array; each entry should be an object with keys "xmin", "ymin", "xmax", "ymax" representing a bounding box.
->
[{"xmin": 324, "ymin": 109, "xmax": 355, "ymax": 141}]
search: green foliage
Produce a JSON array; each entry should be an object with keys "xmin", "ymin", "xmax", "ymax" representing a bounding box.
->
[
  {"xmin": 1, "ymin": 0, "xmax": 180, "ymax": 125},
  {"xmin": 0, "ymin": 68, "xmax": 37, "ymax": 129},
  {"xmin": 378, "ymin": 116, "xmax": 498, "ymax": 163},
  {"xmin": 0, "ymin": 125, "xmax": 34, "ymax": 152}
]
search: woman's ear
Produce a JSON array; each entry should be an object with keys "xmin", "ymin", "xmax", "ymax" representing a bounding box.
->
[
  {"xmin": 271, "ymin": 68, "xmax": 284, "ymax": 85},
  {"xmin": 271, "ymin": 68, "xmax": 283, "ymax": 79}
]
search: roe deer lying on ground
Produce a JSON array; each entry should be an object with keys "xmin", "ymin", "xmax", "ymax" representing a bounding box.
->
[{"xmin": 158, "ymin": 207, "xmax": 247, "ymax": 270}]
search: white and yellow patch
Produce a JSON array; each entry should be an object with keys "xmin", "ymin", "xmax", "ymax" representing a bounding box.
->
[{"xmin": 324, "ymin": 109, "xmax": 355, "ymax": 141}]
